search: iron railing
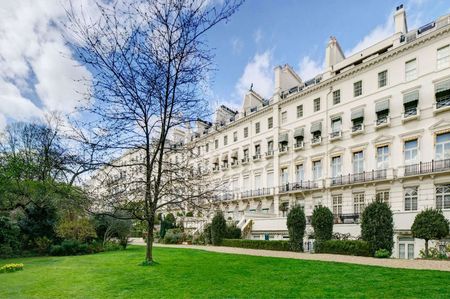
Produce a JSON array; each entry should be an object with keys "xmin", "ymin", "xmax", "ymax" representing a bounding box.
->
[
  {"xmin": 279, "ymin": 181, "xmax": 319, "ymax": 193},
  {"xmin": 376, "ymin": 115, "xmax": 389, "ymax": 126},
  {"xmin": 352, "ymin": 123, "xmax": 364, "ymax": 133},
  {"xmin": 436, "ymin": 97, "xmax": 450, "ymax": 109},
  {"xmin": 333, "ymin": 213, "xmax": 361, "ymax": 224},
  {"xmin": 330, "ymin": 169, "xmax": 388, "ymax": 186},
  {"xmin": 404, "ymin": 159, "xmax": 450, "ymax": 176},
  {"xmin": 240, "ymin": 188, "xmax": 273, "ymax": 199},
  {"xmin": 403, "ymin": 107, "xmax": 418, "ymax": 118}
]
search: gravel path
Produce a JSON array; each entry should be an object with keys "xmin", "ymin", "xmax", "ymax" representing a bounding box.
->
[{"xmin": 129, "ymin": 238, "xmax": 450, "ymax": 272}]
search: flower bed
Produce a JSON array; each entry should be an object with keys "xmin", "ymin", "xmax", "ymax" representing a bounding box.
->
[{"xmin": 0, "ymin": 263, "xmax": 24, "ymax": 273}]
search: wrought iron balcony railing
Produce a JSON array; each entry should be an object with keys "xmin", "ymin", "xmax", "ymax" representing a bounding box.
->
[
  {"xmin": 330, "ymin": 169, "xmax": 388, "ymax": 186},
  {"xmin": 279, "ymin": 181, "xmax": 319, "ymax": 193},
  {"xmin": 240, "ymin": 188, "xmax": 273, "ymax": 199},
  {"xmin": 404, "ymin": 159, "xmax": 450, "ymax": 176}
]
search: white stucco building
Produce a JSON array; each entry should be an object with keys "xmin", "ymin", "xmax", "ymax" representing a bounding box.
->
[{"xmin": 180, "ymin": 6, "xmax": 450, "ymax": 258}]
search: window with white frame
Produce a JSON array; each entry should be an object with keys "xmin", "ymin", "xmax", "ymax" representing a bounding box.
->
[
  {"xmin": 313, "ymin": 160, "xmax": 322, "ymax": 180},
  {"xmin": 376, "ymin": 190, "xmax": 390, "ymax": 205},
  {"xmin": 435, "ymin": 132, "xmax": 450, "ymax": 161},
  {"xmin": 223, "ymin": 135, "xmax": 228, "ymax": 146},
  {"xmin": 377, "ymin": 145, "xmax": 389, "ymax": 170},
  {"xmin": 244, "ymin": 127, "xmax": 248, "ymax": 138},
  {"xmin": 404, "ymin": 139, "xmax": 418, "ymax": 165},
  {"xmin": 267, "ymin": 140, "xmax": 274, "ymax": 153},
  {"xmin": 353, "ymin": 192, "xmax": 365, "ymax": 214},
  {"xmin": 268, "ymin": 117, "xmax": 273, "ymax": 129},
  {"xmin": 267, "ymin": 172, "xmax": 274, "ymax": 188},
  {"xmin": 280, "ymin": 168, "xmax": 289, "ymax": 185},
  {"xmin": 254, "ymin": 174, "xmax": 261, "ymax": 190},
  {"xmin": 353, "ymin": 151, "xmax": 364, "ymax": 173},
  {"xmin": 331, "ymin": 156, "xmax": 342, "ymax": 178},
  {"xmin": 353, "ymin": 80, "xmax": 362, "ymax": 97},
  {"xmin": 437, "ymin": 45, "xmax": 450, "ymax": 70},
  {"xmin": 405, "ymin": 59, "xmax": 417, "ymax": 81},
  {"xmin": 215, "ymin": 139, "xmax": 219, "ymax": 149},
  {"xmin": 313, "ymin": 98, "xmax": 320, "ymax": 112},
  {"xmin": 281, "ymin": 111, "xmax": 287, "ymax": 124},
  {"xmin": 436, "ymin": 184, "xmax": 450, "ymax": 210},
  {"xmin": 378, "ymin": 70, "xmax": 387, "ymax": 88},
  {"xmin": 333, "ymin": 90, "xmax": 341, "ymax": 105},
  {"xmin": 404, "ymin": 187, "xmax": 418, "ymax": 211},
  {"xmin": 233, "ymin": 131, "xmax": 238, "ymax": 142},
  {"xmin": 295, "ymin": 164, "xmax": 304, "ymax": 182},
  {"xmin": 297, "ymin": 105, "xmax": 303, "ymax": 118},
  {"xmin": 243, "ymin": 176, "xmax": 250, "ymax": 192},
  {"xmin": 255, "ymin": 122, "xmax": 260, "ymax": 134},
  {"xmin": 205, "ymin": 143, "xmax": 209, "ymax": 152},
  {"xmin": 331, "ymin": 117, "xmax": 342, "ymax": 134},
  {"xmin": 333, "ymin": 194, "xmax": 342, "ymax": 215}
]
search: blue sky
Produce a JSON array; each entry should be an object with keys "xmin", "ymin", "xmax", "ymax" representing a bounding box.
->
[{"xmin": 0, "ymin": 0, "xmax": 449, "ymax": 129}]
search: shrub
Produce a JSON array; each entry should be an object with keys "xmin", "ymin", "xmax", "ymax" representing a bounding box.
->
[
  {"xmin": 0, "ymin": 216, "xmax": 21, "ymax": 258},
  {"xmin": 56, "ymin": 216, "xmax": 97, "ymax": 243},
  {"xmin": 35, "ymin": 237, "xmax": 52, "ymax": 255},
  {"xmin": 0, "ymin": 263, "xmax": 24, "ymax": 273},
  {"xmin": 222, "ymin": 239, "xmax": 291, "ymax": 251},
  {"xmin": 225, "ymin": 224, "xmax": 241, "ymax": 239},
  {"xmin": 211, "ymin": 212, "xmax": 227, "ymax": 245},
  {"xmin": 286, "ymin": 205, "xmax": 306, "ymax": 252},
  {"xmin": 361, "ymin": 200, "xmax": 394, "ymax": 256},
  {"xmin": 203, "ymin": 224, "xmax": 212, "ymax": 244},
  {"xmin": 103, "ymin": 241, "xmax": 122, "ymax": 252},
  {"xmin": 315, "ymin": 240, "xmax": 371, "ymax": 257},
  {"xmin": 18, "ymin": 203, "xmax": 58, "ymax": 247},
  {"xmin": 412, "ymin": 208, "xmax": 449, "ymax": 257},
  {"xmin": 311, "ymin": 206, "xmax": 334, "ymax": 242},
  {"xmin": 159, "ymin": 213, "xmax": 176, "ymax": 238},
  {"xmin": 374, "ymin": 249, "xmax": 391, "ymax": 258},
  {"xmin": 186, "ymin": 211, "xmax": 194, "ymax": 217},
  {"xmin": 419, "ymin": 246, "xmax": 448, "ymax": 260},
  {"xmin": 163, "ymin": 228, "xmax": 185, "ymax": 244}
]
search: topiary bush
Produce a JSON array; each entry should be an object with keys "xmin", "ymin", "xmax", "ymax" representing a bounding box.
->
[
  {"xmin": 361, "ymin": 200, "xmax": 394, "ymax": 256},
  {"xmin": 222, "ymin": 239, "xmax": 291, "ymax": 251},
  {"xmin": 374, "ymin": 249, "xmax": 390, "ymax": 258},
  {"xmin": 311, "ymin": 206, "xmax": 334, "ymax": 242},
  {"xmin": 315, "ymin": 240, "xmax": 371, "ymax": 256},
  {"xmin": 287, "ymin": 205, "xmax": 306, "ymax": 252},
  {"xmin": 412, "ymin": 208, "xmax": 449, "ymax": 257},
  {"xmin": 211, "ymin": 212, "xmax": 227, "ymax": 245}
]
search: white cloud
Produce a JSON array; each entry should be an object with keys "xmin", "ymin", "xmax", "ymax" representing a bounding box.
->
[
  {"xmin": 297, "ymin": 56, "xmax": 324, "ymax": 80},
  {"xmin": 231, "ymin": 37, "xmax": 244, "ymax": 55},
  {"xmin": 235, "ymin": 51, "xmax": 274, "ymax": 100},
  {"xmin": 0, "ymin": 0, "xmax": 93, "ymax": 128},
  {"xmin": 253, "ymin": 28, "xmax": 263, "ymax": 44}
]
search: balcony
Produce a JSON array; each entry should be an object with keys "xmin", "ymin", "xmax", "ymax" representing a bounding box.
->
[
  {"xmin": 402, "ymin": 107, "xmax": 420, "ymax": 122},
  {"xmin": 215, "ymin": 193, "xmax": 235, "ymax": 201},
  {"xmin": 241, "ymin": 188, "xmax": 273, "ymax": 199},
  {"xmin": 351, "ymin": 123, "xmax": 364, "ymax": 136},
  {"xmin": 279, "ymin": 180, "xmax": 319, "ymax": 193},
  {"xmin": 434, "ymin": 97, "xmax": 450, "ymax": 114},
  {"xmin": 375, "ymin": 115, "xmax": 390, "ymax": 129},
  {"xmin": 293, "ymin": 141, "xmax": 304, "ymax": 151},
  {"xmin": 265, "ymin": 150, "xmax": 274, "ymax": 158},
  {"xmin": 253, "ymin": 154, "xmax": 262, "ymax": 162},
  {"xmin": 241, "ymin": 157, "xmax": 250, "ymax": 165},
  {"xmin": 212, "ymin": 166, "xmax": 220, "ymax": 173},
  {"xmin": 333, "ymin": 213, "xmax": 361, "ymax": 224},
  {"xmin": 279, "ymin": 146, "xmax": 289, "ymax": 155},
  {"xmin": 311, "ymin": 136, "xmax": 322, "ymax": 146},
  {"xmin": 329, "ymin": 130, "xmax": 342, "ymax": 141},
  {"xmin": 330, "ymin": 169, "xmax": 388, "ymax": 186},
  {"xmin": 403, "ymin": 159, "xmax": 450, "ymax": 176},
  {"xmin": 221, "ymin": 163, "xmax": 229, "ymax": 171},
  {"xmin": 230, "ymin": 160, "xmax": 239, "ymax": 168}
]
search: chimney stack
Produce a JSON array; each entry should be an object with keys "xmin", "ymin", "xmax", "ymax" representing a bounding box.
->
[
  {"xmin": 325, "ymin": 36, "xmax": 345, "ymax": 68},
  {"xmin": 394, "ymin": 4, "xmax": 408, "ymax": 34}
]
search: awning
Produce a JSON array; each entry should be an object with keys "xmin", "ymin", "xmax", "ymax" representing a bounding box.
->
[
  {"xmin": 310, "ymin": 122, "xmax": 322, "ymax": 133},
  {"xmin": 230, "ymin": 151, "xmax": 238, "ymax": 158},
  {"xmin": 261, "ymin": 199, "xmax": 273, "ymax": 210},
  {"xmin": 278, "ymin": 133, "xmax": 288, "ymax": 143},
  {"xmin": 249, "ymin": 201, "xmax": 260, "ymax": 210},
  {"xmin": 403, "ymin": 90, "xmax": 419, "ymax": 104},
  {"xmin": 238, "ymin": 201, "xmax": 248, "ymax": 211},
  {"xmin": 375, "ymin": 100, "xmax": 389, "ymax": 113},
  {"xmin": 293, "ymin": 127, "xmax": 304, "ymax": 138},
  {"xmin": 435, "ymin": 79, "xmax": 450, "ymax": 98},
  {"xmin": 351, "ymin": 109, "xmax": 364, "ymax": 120}
]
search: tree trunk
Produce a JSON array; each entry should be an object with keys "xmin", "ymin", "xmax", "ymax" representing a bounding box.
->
[
  {"xmin": 145, "ymin": 216, "xmax": 155, "ymax": 263},
  {"xmin": 425, "ymin": 239, "xmax": 429, "ymax": 257}
]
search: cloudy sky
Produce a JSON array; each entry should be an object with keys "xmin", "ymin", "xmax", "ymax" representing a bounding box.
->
[{"xmin": 0, "ymin": 0, "xmax": 449, "ymax": 129}]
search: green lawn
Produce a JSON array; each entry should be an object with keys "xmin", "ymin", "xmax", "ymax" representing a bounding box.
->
[{"xmin": 0, "ymin": 246, "xmax": 449, "ymax": 298}]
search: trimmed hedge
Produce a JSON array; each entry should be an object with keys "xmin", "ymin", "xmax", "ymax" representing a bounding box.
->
[
  {"xmin": 221, "ymin": 239, "xmax": 291, "ymax": 251},
  {"xmin": 315, "ymin": 240, "xmax": 371, "ymax": 257}
]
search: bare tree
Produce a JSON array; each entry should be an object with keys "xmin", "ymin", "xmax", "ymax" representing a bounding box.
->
[{"xmin": 66, "ymin": 0, "xmax": 242, "ymax": 263}]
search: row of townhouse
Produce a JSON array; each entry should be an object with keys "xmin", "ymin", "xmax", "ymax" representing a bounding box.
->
[{"xmin": 173, "ymin": 6, "xmax": 450, "ymax": 258}]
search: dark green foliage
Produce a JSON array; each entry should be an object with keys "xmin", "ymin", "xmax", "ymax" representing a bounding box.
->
[
  {"xmin": 163, "ymin": 228, "xmax": 185, "ymax": 244},
  {"xmin": 185, "ymin": 211, "xmax": 194, "ymax": 217},
  {"xmin": 159, "ymin": 213, "xmax": 176, "ymax": 238},
  {"xmin": 94, "ymin": 213, "xmax": 132, "ymax": 249},
  {"xmin": 374, "ymin": 249, "xmax": 391, "ymax": 258},
  {"xmin": 361, "ymin": 200, "xmax": 394, "ymax": 255},
  {"xmin": 18, "ymin": 203, "xmax": 58, "ymax": 247},
  {"xmin": 311, "ymin": 206, "xmax": 334, "ymax": 242},
  {"xmin": 203, "ymin": 224, "xmax": 212, "ymax": 244},
  {"xmin": 411, "ymin": 208, "xmax": 449, "ymax": 257},
  {"xmin": 222, "ymin": 239, "xmax": 291, "ymax": 251},
  {"xmin": 286, "ymin": 205, "xmax": 306, "ymax": 252},
  {"xmin": 315, "ymin": 240, "xmax": 371, "ymax": 256},
  {"xmin": 225, "ymin": 224, "xmax": 241, "ymax": 239},
  {"xmin": 49, "ymin": 240, "xmax": 119, "ymax": 256},
  {"xmin": 211, "ymin": 212, "xmax": 227, "ymax": 245},
  {"xmin": 0, "ymin": 216, "xmax": 21, "ymax": 258}
]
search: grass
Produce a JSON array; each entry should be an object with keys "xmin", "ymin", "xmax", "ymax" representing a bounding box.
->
[{"xmin": 0, "ymin": 246, "xmax": 449, "ymax": 298}]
